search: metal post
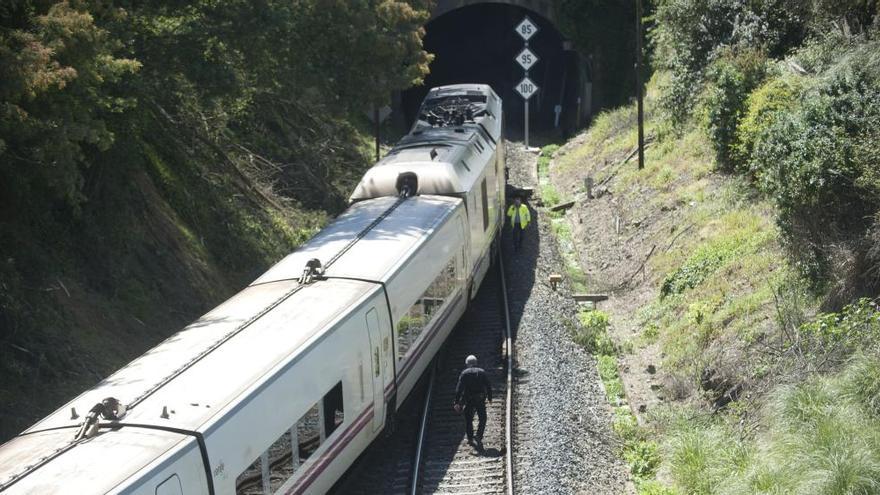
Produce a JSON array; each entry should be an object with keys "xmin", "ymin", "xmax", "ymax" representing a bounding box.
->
[
  {"xmin": 410, "ymin": 361, "xmax": 436, "ymax": 495},
  {"xmin": 260, "ymin": 451, "xmax": 271, "ymax": 494},
  {"xmin": 374, "ymin": 106, "xmax": 381, "ymax": 162},
  {"xmin": 290, "ymin": 426, "xmax": 300, "ymax": 470},
  {"xmin": 524, "ymin": 100, "xmax": 530, "ymax": 149},
  {"xmin": 635, "ymin": 0, "xmax": 645, "ymax": 170}
]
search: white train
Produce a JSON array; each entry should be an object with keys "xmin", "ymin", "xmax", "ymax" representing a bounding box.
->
[{"xmin": 0, "ymin": 84, "xmax": 505, "ymax": 495}]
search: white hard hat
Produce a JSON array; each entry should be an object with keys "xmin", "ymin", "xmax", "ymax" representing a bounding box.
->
[{"xmin": 465, "ymin": 355, "xmax": 478, "ymax": 366}]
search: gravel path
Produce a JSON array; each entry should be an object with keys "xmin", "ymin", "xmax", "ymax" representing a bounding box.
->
[{"xmin": 505, "ymin": 143, "xmax": 630, "ymax": 494}]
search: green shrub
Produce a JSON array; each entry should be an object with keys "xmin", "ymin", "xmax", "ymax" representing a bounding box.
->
[
  {"xmin": 842, "ymin": 353, "xmax": 880, "ymax": 416},
  {"xmin": 597, "ymin": 354, "xmax": 620, "ymax": 382},
  {"xmin": 613, "ymin": 405, "xmax": 640, "ymax": 439},
  {"xmin": 745, "ymin": 42, "xmax": 880, "ymax": 281},
  {"xmin": 733, "ymin": 74, "xmax": 803, "ymax": 172},
  {"xmin": 704, "ymin": 48, "xmax": 768, "ymax": 171},
  {"xmin": 660, "ymin": 239, "xmax": 739, "ymax": 298},
  {"xmin": 754, "ymin": 369, "xmax": 880, "ymax": 495},
  {"xmin": 626, "ymin": 440, "xmax": 663, "ymax": 479},
  {"xmin": 541, "ymin": 144, "xmax": 561, "ymax": 157},
  {"xmin": 637, "ymin": 479, "xmax": 679, "ymax": 495},
  {"xmin": 537, "ymin": 144, "xmax": 560, "ymax": 176},
  {"xmin": 541, "ymin": 183, "xmax": 562, "ymax": 207},
  {"xmin": 652, "ymin": 0, "xmax": 808, "ymax": 124},
  {"xmin": 795, "ymin": 298, "xmax": 880, "ymax": 362},
  {"xmin": 575, "ymin": 309, "xmax": 615, "ymax": 355}
]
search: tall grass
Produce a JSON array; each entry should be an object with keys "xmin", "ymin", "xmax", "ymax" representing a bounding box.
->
[{"xmin": 667, "ymin": 352, "xmax": 880, "ymax": 495}]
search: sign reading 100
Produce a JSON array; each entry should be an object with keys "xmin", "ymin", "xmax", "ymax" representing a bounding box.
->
[{"xmin": 516, "ymin": 77, "xmax": 538, "ymax": 100}]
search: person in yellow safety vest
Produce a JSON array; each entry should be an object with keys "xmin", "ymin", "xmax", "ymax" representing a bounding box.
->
[{"xmin": 506, "ymin": 195, "xmax": 530, "ymax": 252}]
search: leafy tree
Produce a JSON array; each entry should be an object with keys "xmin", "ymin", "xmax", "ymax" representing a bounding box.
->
[
  {"xmin": 0, "ymin": 0, "xmax": 140, "ymax": 208},
  {"xmin": 651, "ymin": 0, "xmax": 809, "ymax": 122}
]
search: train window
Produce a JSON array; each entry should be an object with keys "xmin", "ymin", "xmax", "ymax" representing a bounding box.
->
[
  {"xmin": 296, "ymin": 403, "xmax": 321, "ymax": 460},
  {"xmin": 481, "ymin": 178, "xmax": 489, "ymax": 231},
  {"xmin": 323, "ymin": 382, "xmax": 345, "ymax": 437},
  {"xmin": 396, "ymin": 257, "xmax": 457, "ymax": 360},
  {"xmin": 234, "ymin": 451, "xmax": 270, "ymax": 495},
  {"xmin": 233, "ymin": 382, "xmax": 344, "ymax": 495},
  {"xmin": 235, "ymin": 427, "xmax": 299, "ymax": 495}
]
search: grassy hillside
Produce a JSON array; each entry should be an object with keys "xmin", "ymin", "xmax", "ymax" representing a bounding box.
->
[
  {"xmin": 540, "ymin": 3, "xmax": 880, "ymax": 492},
  {"xmin": 544, "ymin": 56, "xmax": 880, "ymax": 495}
]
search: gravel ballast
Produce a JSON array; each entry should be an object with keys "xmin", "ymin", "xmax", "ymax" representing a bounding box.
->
[{"xmin": 505, "ymin": 143, "xmax": 631, "ymax": 494}]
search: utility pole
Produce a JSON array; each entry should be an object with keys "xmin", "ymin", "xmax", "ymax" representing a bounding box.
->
[{"xmin": 635, "ymin": 0, "xmax": 645, "ymax": 170}]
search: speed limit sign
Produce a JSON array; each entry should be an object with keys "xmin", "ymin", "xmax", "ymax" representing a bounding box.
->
[
  {"xmin": 515, "ymin": 77, "xmax": 539, "ymax": 100},
  {"xmin": 515, "ymin": 47, "xmax": 539, "ymax": 71},
  {"xmin": 515, "ymin": 17, "xmax": 539, "ymax": 41}
]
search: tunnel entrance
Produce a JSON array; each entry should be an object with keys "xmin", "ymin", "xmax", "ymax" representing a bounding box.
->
[{"xmin": 400, "ymin": 3, "xmax": 591, "ymax": 139}]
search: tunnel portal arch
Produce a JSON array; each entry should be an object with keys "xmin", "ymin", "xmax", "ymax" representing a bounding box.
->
[
  {"xmin": 398, "ymin": 2, "xmax": 591, "ymax": 139},
  {"xmin": 431, "ymin": 0, "xmax": 558, "ymax": 26}
]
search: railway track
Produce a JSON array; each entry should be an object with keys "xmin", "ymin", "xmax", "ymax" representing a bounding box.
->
[{"xmin": 333, "ymin": 252, "xmax": 514, "ymax": 494}]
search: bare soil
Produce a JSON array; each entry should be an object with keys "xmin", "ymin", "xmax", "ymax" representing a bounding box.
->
[{"xmin": 548, "ymin": 139, "xmax": 726, "ymax": 422}]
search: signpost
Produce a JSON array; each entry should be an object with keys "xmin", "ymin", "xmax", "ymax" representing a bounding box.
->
[
  {"xmin": 366, "ymin": 106, "xmax": 391, "ymax": 161},
  {"xmin": 514, "ymin": 17, "xmax": 539, "ymax": 149}
]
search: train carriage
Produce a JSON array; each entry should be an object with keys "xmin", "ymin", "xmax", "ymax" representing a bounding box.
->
[{"xmin": 0, "ymin": 84, "xmax": 504, "ymax": 495}]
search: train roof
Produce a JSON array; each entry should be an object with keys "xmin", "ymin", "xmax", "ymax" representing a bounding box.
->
[
  {"xmin": 417, "ymin": 83, "xmax": 502, "ymax": 139},
  {"xmin": 0, "ymin": 428, "xmax": 190, "ymax": 494},
  {"xmin": 349, "ymin": 84, "xmax": 502, "ymax": 201},
  {"xmin": 349, "ymin": 126, "xmax": 495, "ymax": 200},
  {"xmin": 0, "ymin": 195, "xmax": 462, "ymax": 492}
]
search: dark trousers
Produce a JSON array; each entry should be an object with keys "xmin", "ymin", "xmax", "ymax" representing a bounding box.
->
[
  {"xmin": 512, "ymin": 225, "xmax": 523, "ymax": 251},
  {"xmin": 464, "ymin": 401, "xmax": 487, "ymax": 441}
]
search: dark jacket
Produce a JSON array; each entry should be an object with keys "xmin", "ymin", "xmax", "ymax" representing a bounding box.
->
[{"xmin": 455, "ymin": 366, "xmax": 492, "ymax": 405}]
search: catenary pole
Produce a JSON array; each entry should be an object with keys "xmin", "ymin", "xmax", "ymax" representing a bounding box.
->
[{"xmin": 636, "ymin": 0, "xmax": 645, "ymax": 170}]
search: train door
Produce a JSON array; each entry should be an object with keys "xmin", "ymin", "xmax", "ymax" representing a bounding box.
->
[{"xmin": 365, "ymin": 308, "xmax": 385, "ymax": 432}]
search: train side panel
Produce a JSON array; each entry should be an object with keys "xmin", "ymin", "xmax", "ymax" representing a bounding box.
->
[
  {"xmin": 117, "ymin": 440, "xmax": 207, "ymax": 495},
  {"xmin": 197, "ymin": 289, "xmax": 390, "ymax": 495},
  {"xmin": 385, "ymin": 203, "xmax": 469, "ymax": 404}
]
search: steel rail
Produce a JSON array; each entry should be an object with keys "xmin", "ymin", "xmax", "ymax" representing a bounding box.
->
[
  {"xmin": 498, "ymin": 250, "xmax": 515, "ymax": 495},
  {"xmin": 410, "ymin": 360, "xmax": 437, "ymax": 495},
  {"xmin": 408, "ymin": 250, "xmax": 515, "ymax": 495}
]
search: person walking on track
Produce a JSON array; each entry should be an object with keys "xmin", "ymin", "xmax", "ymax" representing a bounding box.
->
[
  {"xmin": 507, "ymin": 195, "xmax": 530, "ymax": 252},
  {"xmin": 454, "ymin": 354, "xmax": 492, "ymax": 451}
]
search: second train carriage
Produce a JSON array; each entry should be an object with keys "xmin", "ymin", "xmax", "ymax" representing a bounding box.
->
[{"xmin": 0, "ymin": 84, "xmax": 504, "ymax": 494}]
